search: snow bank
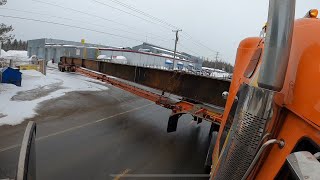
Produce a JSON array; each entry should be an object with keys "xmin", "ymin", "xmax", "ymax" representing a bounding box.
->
[
  {"xmin": 201, "ymin": 67, "xmax": 231, "ymax": 78},
  {"xmin": 111, "ymin": 56, "xmax": 127, "ymax": 64},
  {"xmin": 0, "ymin": 67, "xmax": 108, "ymax": 126},
  {"xmin": 1, "ymin": 49, "xmax": 29, "ymax": 62},
  {"xmin": 113, "ymin": 56, "xmax": 126, "ymax": 60},
  {"xmin": 0, "ymin": 49, "xmax": 8, "ymax": 57},
  {"xmin": 210, "ymin": 72, "xmax": 230, "ymax": 78},
  {"xmin": 97, "ymin": 55, "xmax": 109, "ymax": 60},
  {"xmin": 47, "ymin": 61, "xmax": 58, "ymax": 68},
  {"xmin": 6, "ymin": 50, "xmax": 28, "ymax": 58}
]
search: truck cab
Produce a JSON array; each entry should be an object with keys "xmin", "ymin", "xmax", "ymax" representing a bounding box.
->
[{"xmin": 210, "ymin": 1, "xmax": 320, "ymax": 179}]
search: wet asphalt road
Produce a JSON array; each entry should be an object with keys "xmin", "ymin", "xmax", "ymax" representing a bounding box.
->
[{"xmin": 0, "ymin": 83, "xmax": 211, "ymax": 179}]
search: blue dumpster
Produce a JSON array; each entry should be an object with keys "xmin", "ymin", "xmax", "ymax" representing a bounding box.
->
[{"xmin": 0, "ymin": 67, "xmax": 22, "ymax": 86}]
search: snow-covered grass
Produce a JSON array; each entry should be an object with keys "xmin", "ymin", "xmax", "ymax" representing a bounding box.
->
[{"xmin": 0, "ymin": 65, "xmax": 108, "ymax": 126}]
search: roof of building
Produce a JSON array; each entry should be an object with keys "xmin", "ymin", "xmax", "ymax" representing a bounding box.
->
[
  {"xmin": 140, "ymin": 42, "xmax": 185, "ymax": 56},
  {"xmin": 28, "ymin": 38, "xmax": 113, "ymax": 48},
  {"xmin": 133, "ymin": 42, "xmax": 202, "ymax": 62}
]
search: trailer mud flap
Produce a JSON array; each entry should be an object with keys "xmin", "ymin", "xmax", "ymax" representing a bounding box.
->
[{"xmin": 167, "ymin": 114, "xmax": 182, "ymax": 133}]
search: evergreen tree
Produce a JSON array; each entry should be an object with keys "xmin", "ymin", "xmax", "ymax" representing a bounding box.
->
[
  {"xmin": 202, "ymin": 60, "xmax": 234, "ymax": 73},
  {"xmin": 12, "ymin": 39, "xmax": 18, "ymax": 50},
  {"xmin": 18, "ymin": 39, "xmax": 23, "ymax": 50},
  {"xmin": 5, "ymin": 39, "xmax": 11, "ymax": 51}
]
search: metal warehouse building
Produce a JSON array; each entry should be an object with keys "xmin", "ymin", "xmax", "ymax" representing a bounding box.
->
[
  {"xmin": 132, "ymin": 42, "xmax": 203, "ymax": 69},
  {"xmin": 27, "ymin": 38, "xmax": 110, "ymax": 63},
  {"xmin": 98, "ymin": 48, "xmax": 199, "ymax": 70},
  {"xmin": 27, "ymin": 39, "xmax": 203, "ymax": 69}
]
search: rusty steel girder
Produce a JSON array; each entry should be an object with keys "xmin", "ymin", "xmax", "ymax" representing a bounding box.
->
[{"xmin": 61, "ymin": 57, "xmax": 231, "ymax": 107}]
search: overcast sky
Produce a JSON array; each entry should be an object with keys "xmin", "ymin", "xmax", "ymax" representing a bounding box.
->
[{"xmin": 1, "ymin": 0, "xmax": 319, "ymax": 64}]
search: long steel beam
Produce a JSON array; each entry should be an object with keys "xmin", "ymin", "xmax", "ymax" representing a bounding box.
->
[{"xmin": 60, "ymin": 57, "xmax": 231, "ymax": 107}]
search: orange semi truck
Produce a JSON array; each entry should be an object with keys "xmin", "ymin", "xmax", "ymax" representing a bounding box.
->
[
  {"xmin": 208, "ymin": 0, "xmax": 320, "ymax": 179},
  {"xmin": 14, "ymin": 0, "xmax": 320, "ymax": 179}
]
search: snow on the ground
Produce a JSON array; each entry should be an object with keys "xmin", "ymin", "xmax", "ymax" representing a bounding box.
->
[
  {"xmin": 210, "ymin": 72, "xmax": 230, "ymax": 78},
  {"xmin": 202, "ymin": 67, "xmax": 231, "ymax": 78},
  {"xmin": 0, "ymin": 49, "xmax": 8, "ymax": 57},
  {"xmin": 0, "ymin": 49, "xmax": 29, "ymax": 61},
  {"xmin": 0, "ymin": 65, "xmax": 108, "ymax": 126},
  {"xmin": 5, "ymin": 50, "xmax": 28, "ymax": 58}
]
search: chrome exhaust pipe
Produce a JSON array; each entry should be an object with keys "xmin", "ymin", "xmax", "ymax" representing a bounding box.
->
[{"xmin": 258, "ymin": 0, "xmax": 296, "ymax": 91}]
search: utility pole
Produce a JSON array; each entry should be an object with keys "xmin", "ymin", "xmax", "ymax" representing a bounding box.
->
[
  {"xmin": 172, "ymin": 29, "xmax": 182, "ymax": 62},
  {"xmin": 214, "ymin": 52, "xmax": 220, "ymax": 69}
]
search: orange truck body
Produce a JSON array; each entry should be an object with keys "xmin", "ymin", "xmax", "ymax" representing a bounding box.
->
[{"xmin": 212, "ymin": 17, "xmax": 320, "ymax": 179}]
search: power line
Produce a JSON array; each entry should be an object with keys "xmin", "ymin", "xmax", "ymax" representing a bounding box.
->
[
  {"xmin": 93, "ymin": 0, "xmax": 218, "ymax": 58},
  {"xmin": 32, "ymin": 0, "xmax": 210, "ymax": 58},
  {"xmin": 100, "ymin": 0, "xmax": 221, "ymax": 56},
  {"xmin": 0, "ymin": 14, "xmax": 143, "ymax": 42},
  {"xmin": 19, "ymin": 0, "xmax": 206, "ymax": 58},
  {"xmin": 179, "ymin": 33, "xmax": 228, "ymax": 61},
  {"xmin": 182, "ymin": 32, "xmax": 219, "ymax": 54},
  {"xmin": 0, "ymin": 7, "xmax": 172, "ymax": 43},
  {"xmin": 32, "ymin": 0, "xmax": 129, "ymax": 28},
  {"xmin": 106, "ymin": 0, "xmax": 179, "ymax": 29},
  {"xmin": 0, "ymin": 8, "xmax": 105, "ymax": 30},
  {"xmin": 0, "ymin": 14, "xmax": 178, "ymax": 52},
  {"xmin": 178, "ymin": 43, "xmax": 200, "ymax": 57},
  {"xmin": 31, "ymin": 0, "xmax": 167, "ymax": 40},
  {"xmin": 92, "ymin": 0, "xmax": 172, "ymax": 31}
]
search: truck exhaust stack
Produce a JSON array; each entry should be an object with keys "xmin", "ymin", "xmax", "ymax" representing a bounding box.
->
[{"xmin": 258, "ymin": 0, "xmax": 296, "ymax": 91}]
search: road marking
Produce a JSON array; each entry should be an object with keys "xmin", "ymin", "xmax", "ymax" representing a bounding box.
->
[
  {"xmin": 0, "ymin": 144, "xmax": 20, "ymax": 153},
  {"xmin": 0, "ymin": 103, "xmax": 153, "ymax": 153},
  {"xmin": 113, "ymin": 168, "xmax": 131, "ymax": 180}
]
